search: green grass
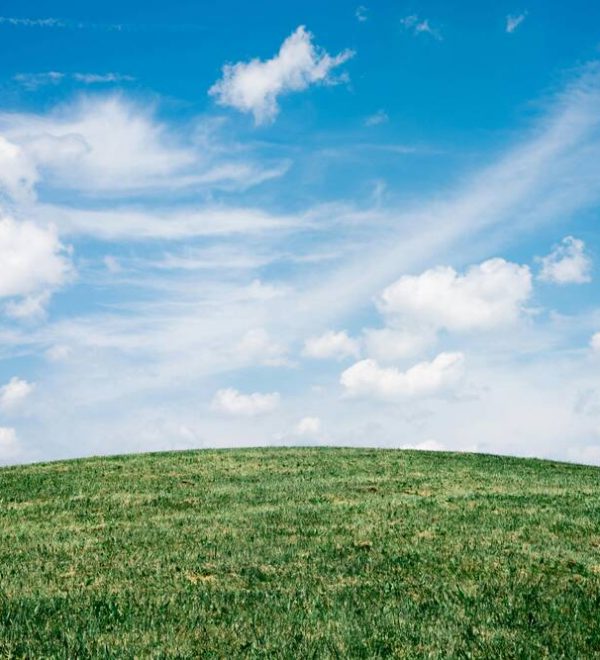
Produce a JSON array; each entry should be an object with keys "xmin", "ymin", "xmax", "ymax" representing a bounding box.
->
[{"xmin": 1, "ymin": 447, "xmax": 600, "ymax": 658}]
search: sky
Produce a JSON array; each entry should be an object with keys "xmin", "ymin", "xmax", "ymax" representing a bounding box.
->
[{"xmin": 1, "ymin": 1, "xmax": 600, "ymax": 465}]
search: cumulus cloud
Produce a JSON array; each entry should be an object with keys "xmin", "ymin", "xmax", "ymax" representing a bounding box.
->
[
  {"xmin": 378, "ymin": 258, "xmax": 532, "ymax": 333},
  {"xmin": 506, "ymin": 12, "xmax": 527, "ymax": 33},
  {"xmin": 234, "ymin": 328, "xmax": 289, "ymax": 366},
  {"xmin": 340, "ymin": 352, "xmax": 464, "ymax": 400},
  {"xmin": 209, "ymin": 26, "xmax": 354, "ymax": 124},
  {"xmin": 303, "ymin": 330, "xmax": 360, "ymax": 360},
  {"xmin": 538, "ymin": 236, "xmax": 592, "ymax": 284},
  {"xmin": 0, "ymin": 216, "xmax": 71, "ymax": 299},
  {"xmin": 0, "ymin": 377, "xmax": 34, "ymax": 412},
  {"xmin": 211, "ymin": 388, "xmax": 280, "ymax": 415}
]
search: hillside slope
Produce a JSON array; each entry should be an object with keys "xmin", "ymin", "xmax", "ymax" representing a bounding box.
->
[{"xmin": 1, "ymin": 447, "xmax": 599, "ymax": 657}]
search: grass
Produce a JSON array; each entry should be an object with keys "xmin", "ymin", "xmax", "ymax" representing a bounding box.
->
[{"xmin": 0, "ymin": 447, "xmax": 599, "ymax": 658}]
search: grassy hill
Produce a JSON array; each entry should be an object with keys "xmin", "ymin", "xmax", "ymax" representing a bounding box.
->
[{"xmin": 1, "ymin": 447, "xmax": 599, "ymax": 658}]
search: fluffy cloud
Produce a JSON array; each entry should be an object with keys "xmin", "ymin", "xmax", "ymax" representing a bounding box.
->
[
  {"xmin": 378, "ymin": 258, "xmax": 532, "ymax": 332},
  {"xmin": 0, "ymin": 216, "xmax": 71, "ymax": 299},
  {"xmin": 506, "ymin": 12, "xmax": 527, "ymax": 34},
  {"xmin": 590, "ymin": 332, "xmax": 600, "ymax": 352},
  {"xmin": 211, "ymin": 388, "xmax": 280, "ymax": 415},
  {"xmin": 0, "ymin": 377, "xmax": 34, "ymax": 412},
  {"xmin": 234, "ymin": 328, "xmax": 288, "ymax": 366},
  {"xmin": 340, "ymin": 352, "xmax": 464, "ymax": 400},
  {"xmin": 209, "ymin": 26, "xmax": 354, "ymax": 124},
  {"xmin": 538, "ymin": 236, "xmax": 592, "ymax": 284},
  {"xmin": 303, "ymin": 330, "xmax": 360, "ymax": 360}
]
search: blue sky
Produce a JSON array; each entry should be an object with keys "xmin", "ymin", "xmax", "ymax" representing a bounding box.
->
[{"xmin": 1, "ymin": 1, "xmax": 600, "ymax": 465}]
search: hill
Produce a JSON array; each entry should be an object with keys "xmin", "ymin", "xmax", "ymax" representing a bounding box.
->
[{"xmin": 1, "ymin": 447, "xmax": 599, "ymax": 657}]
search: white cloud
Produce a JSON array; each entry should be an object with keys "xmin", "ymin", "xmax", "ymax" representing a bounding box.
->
[
  {"xmin": 506, "ymin": 12, "xmax": 527, "ymax": 34},
  {"xmin": 73, "ymin": 73, "xmax": 135, "ymax": 84},
  {"xmin": 0, "ymin": 17, "xmax": 65, "ymax": 28},
  {"xmin": 303, "ymin": 330, "xmax": 360, "ymax": 360},
  {"xmin": 0, "ymin": 136, "xmax": 38, "ymax": 202},
  {"xmin": 0, "ymin": 427, "xmax": 20, "ymax": 461},
  {"xmin": 378, "ymin": 258, "xmax": 532, "ymax": 333},
  {"xmin": 295, "ymin": 416, "xmax": 322, "ymax": 436},
  {"xmin": 355, "ymin": 6, "xmax": 368, "ymax": 22},
  {"xmin": 400, "ymin": 15, "xmax": 442, "ymax": 40},
  {"xmin": 211, "ymin": 388, "xmax": 280, "ymax": 416},
  {"xmin": 13, "ymin": 71, "xmax": 65, "ymax": 90},
  {"xmin": 401, "ymin": 439, "xmax": 446, "ymax": 451},
  {"xmin": 0, "ymin": 215, "xmax": 72, "ymax": 299},
  {"xmin": 365, "ymin": 110, "xmax": 389, "ymax": 126},
  {"xmin": 234, "ymin": 328, "xmax": 289, "ymax": 366},
  {"xmin": 209, "ymin": 26, "xmax": 354, "ymax": 124},
  {"xmin": 5, "ymin": 292, "xmax": 51, "ymax": 320},
  {"xmin": 0, "ymin": 377, "xmax": 34, "ymax": 412},
  {"xmin": 363, "ymin": 327, "xmax": 435, "ymax": 363},
  {"xmin": 340, "ymin": 352, "xmax": 464, "ymax": 400},
  {"xmin": 590, "ymin": 332, "xmax": 600, "ymax": 352},
  {"xmin": 538, "ymin": 236, "xmax": 592, "ymax": 284}
]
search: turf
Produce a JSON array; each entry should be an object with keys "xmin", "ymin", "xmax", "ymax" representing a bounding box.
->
[{"xmin": 0, "ymin": 447, "xmax": 599, "ymax": 658}]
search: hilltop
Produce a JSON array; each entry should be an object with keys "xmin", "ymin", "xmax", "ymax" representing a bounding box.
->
[{"xmin": 1, "ymin": 447, "xmax": 599, "ymax": 657}]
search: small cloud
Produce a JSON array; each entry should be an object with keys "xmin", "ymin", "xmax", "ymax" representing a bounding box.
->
[
  {"xmin": 13, "ymin": 71, "xmax": 64, "ymax": 90},
  {"xmin": 365, "ymin": 109, "xmax": 389, "ymax": 126},
  {"xmin": 295, "ymin": 416, "xmax": 322, "ymax": 436},
  {"xmin": 0, "ymin": 16, "xmax": 66, "ymax": 28},
  {"xmin": 0, "ymin": 427, "xmax": 20, "ymax": 461},
  {"xmin": 211, "ymin": 388, "xmax": 280, "ymax": 416},
  {"xmin": 209, "ymin": 25, "xmax": 354, "ymax": 124},
  {"xmin": 103, "ymin": 255, "xmax": 122, "ymax": 273},
  {"xmin": 5, "ymin": 292, "xmax": 51, "ymax": 320},
  {"xmin": 45, "ymin": 344, "xmax": 72, "ymax": 362},
  {"xmin": 73, "ymin": 72, "xmax": 135, "ymax": 84},
  {"xmin": 355, "ymin": 6, "xmax": 368, "ymax": 22},
  {"xmin": 401, "ymin": 15, "xmax": 442, "ymax": 41},
  {"xmin": 0, "ymin": 377, "xmax": 34, "ymax": 413},
  {"xmin": 340, "ymin": 352, "xmax": 465, "ymax": 401},
  {"xmin": 590, "ymin": 332, "xmax": 600, "ymax": 353},
  {"xmin": 537, "ymin": 236, "xmax": 592, "ymax": 285},
  {"xmin": 303, "ymin": 330, "xmax": 360, "ymax": 360},
  {"xmin": 506, "ymin": 11, "xmax": 527, "ymax": 34}
]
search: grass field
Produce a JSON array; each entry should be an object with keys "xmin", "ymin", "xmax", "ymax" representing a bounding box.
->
[{"xmin": 1, "ymin": 447, "xmax": 600, "ymax": 658}]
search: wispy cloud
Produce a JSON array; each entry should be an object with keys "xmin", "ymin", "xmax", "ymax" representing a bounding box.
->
[
  {"xmin": 13, "ymin": 71, "xmax": 135, "ymax": 90},
  {"xmin": 400, "ymin": 15, "xmax": 443, "ymax": 41},
  {"xmin": 355, "ymin": 6, "xmax": 368, "ymax": 22},
  {"xmin": 506, "ymin": 11, "xmax": 527, "ymax": 34},
  {"xmin": 364, "ymin": 109, "xmax": 389, "ymax": 126}
]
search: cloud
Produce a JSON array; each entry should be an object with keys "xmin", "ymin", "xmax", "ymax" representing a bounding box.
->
[
  {"xmin": 0, "ymin": 377, "xmax": 34, "ymax": 412},
  {"xmin": 365, "ymin": 110, "xmax": 389, "ymax": 126},
  {"xmin": 355, "ymin": 6, "xmax": 368, "ymax": 22},
  {"xmin": 590, "ymin": 332, "xmax": 600, "ymax": 352},
  {"xmin": 14, "ymin": 72, "xmax": 134, "ymax": 89},
  {"xmin": 0, "ymin": 95, "xmax": 287, "ymax": 196},
  {"xmin": 211, "ymin": 388, "xmax": 280, "ymax": 415},
  {"xmin": 233, "ymin": 328, "xmax": 289, "ymax": 366},
  {"xmin": 0, "ymin": 136, "xmax": 38, "ymax": 202},
  {"xmin": 340, "ymin": 352, "xmax": 464, "ymax": 400},
  {"xmin": 0, "ymin": 17, "xmax": 66, "ymax": 28},
  {"xmin": 303, "ymin": 330, "xmax": 360, "ymax": 360},
  {"xmin": 377, "ymin": 258, "xmax": 532, "ymax": 333},
  {"xmin": 0, "ymin": 427, "xmax": 20, "ymax": 461},
  {"xmin": 0, "ymin": 215, "xmax": 72, "ymax": 299},
  {"xmin": 538, "ymin": 236, "xmax": 592, "ymax": 284},
  {"xmin": 506, "ymin": 12, "xmax": 527, "ymax": 34},
  {"xmin": 400, "ymin": 15, "xmax": 442, "ymax": 40},
  {"xmin": 209, "ymin": 26, "xmax": 354, "ymax": 124},
  {"xmin": 5, "ymin": 292, "xmax": 51, "ymax": 320},
  {"xmin": 295, "ymin": 416, "xmax": 322, "ymax": 436}
]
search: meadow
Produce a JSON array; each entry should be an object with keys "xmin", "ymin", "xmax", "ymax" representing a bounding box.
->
[{"xmin": 0, "ymin": 447, "xmax": 599, "ymax": 657}]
